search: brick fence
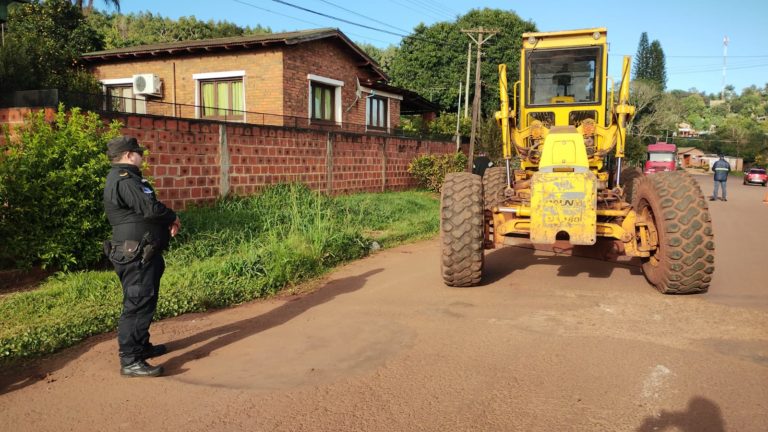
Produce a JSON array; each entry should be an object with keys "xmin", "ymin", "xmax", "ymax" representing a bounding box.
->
[{"xmin": 1, "ymin": 108, "xmax": 458, "ymax": 210}]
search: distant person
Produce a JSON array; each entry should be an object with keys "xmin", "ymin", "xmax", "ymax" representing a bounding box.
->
[
  {"xmin": 709, "ymin": 155, "xmax": 731, "ymax": 202},
  {"xmin": 103, "ymin": 136, "xmax": 181, "ymax": 378},
  {"xmin": 472, "ymin": 152, "xmax": 494, "ymax": 177}
]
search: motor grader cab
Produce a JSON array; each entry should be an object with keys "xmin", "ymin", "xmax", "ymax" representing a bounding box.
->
[{"xmin": 440, "ymin": 28, "xmax": 715, "ymax": 294}]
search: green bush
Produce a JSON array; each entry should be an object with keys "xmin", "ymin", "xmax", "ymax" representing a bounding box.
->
[
  {"xmin": 408, "ymin": 152, "xmax": 468, "ymax": 192},
  {"xmin": 0, "ymin": 186, "xmax": 441, "ymax": 364},
  {"xmin": 0, "ymin": 105, "xmax": 122, "ymax": 270}
]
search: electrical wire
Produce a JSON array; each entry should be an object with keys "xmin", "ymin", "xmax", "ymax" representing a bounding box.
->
[
  {"xmin": 316, "ymin": 0, "xmax": 411, "ymax": 34},
  {"xmin": 270, "ymin": 0, "xmax": 410, "ymax": 37}
]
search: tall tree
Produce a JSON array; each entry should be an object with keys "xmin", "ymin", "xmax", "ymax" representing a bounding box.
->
[
  {"xmin": 648, "ymin": 40, "xmax": 667, "ymax": 90},
  {"xmin": 1, "ymin": 0, "xmax": 102, "ymax": 94},
  {"xmin": 633, "ymin": 32, "xmax": 651, "ymax": 81},
  {"xmin": 388, "ymin": 8, "xmax": 536, "ymax": 114}
]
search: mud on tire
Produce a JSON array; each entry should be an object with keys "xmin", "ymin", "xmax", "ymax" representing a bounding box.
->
[
  {"xmin": 441, "ymin": 172, "xmax": 484, "ymax": 286},
  {"xmin": 483, "ymin": 166, "xmax": 507, "ymax": 210},
  {"xmin": 632, "ymin": 171, "xmax": 715, "ymax": 294}
]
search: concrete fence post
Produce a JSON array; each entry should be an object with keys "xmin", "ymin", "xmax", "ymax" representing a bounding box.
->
[
  {"xmin": 381, "ymin": 137, "xmax": 388, "ymax": 192},
  {"xmin": 219, "ymin": 124, "xmax": 230, "ymax": 197},
  {"xmin": 326, "ymin": 132, "xmax": 334, "ymax": 194}
]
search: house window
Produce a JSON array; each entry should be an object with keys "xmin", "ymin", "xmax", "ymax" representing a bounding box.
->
[
  {"xmin": 311, "ymin": 82, "xmax": 336, "ymax": 122},
  {"xmin": 200, "ymin": 79, "xmax": 244, "ymax": 120},
  {"xmin": 103, "ymin": 82, "xmax": 146, "ymax": 114},
  {"xmin": 307, "ymin": 74, "xmax": 343, "ymax": 125},
  {"xmin": 366, "ymin": 96, "xmax": 388, "ymax": 130}
]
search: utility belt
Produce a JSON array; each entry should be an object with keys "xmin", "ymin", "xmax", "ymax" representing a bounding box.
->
[{"xmin": 104, "ymin": 232, "xmax": 158, "ymax": 265}]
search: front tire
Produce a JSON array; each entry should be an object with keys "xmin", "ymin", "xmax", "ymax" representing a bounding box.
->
[
  {"xmin": 632, "ymin": 171, "xmax": 715, "ymax": 294},
  {"xmin": 440, "ymin": 172, "xmax": 484, "ymax": 287}
]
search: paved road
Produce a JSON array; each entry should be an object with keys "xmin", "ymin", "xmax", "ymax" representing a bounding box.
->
[{"xmin": 1, "ymin": 174, "xmax": 766, "ymax": 431}]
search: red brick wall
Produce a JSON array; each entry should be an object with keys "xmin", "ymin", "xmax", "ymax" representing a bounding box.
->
[
  {"xmin": 103, "ymin": 113, "xmax": 454, "ymax": 210},
  {"xmin": 0, "ymin": 107, "xmax": 56, "ymax": 146},
  {"xmin": 1, "ymin": 108, "xmax": 454, "ymax": 210}
]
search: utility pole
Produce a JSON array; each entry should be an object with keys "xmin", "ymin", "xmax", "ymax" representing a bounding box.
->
[
  {"xmin": 464, "ymin": 42, "xmax": 471, "ymax": 119},
  {"xmin": 462, "ymin": 27, "xmax": 498, "ymax": 171},
  {"xmin": 721, "ymin": 35, "xmax": 729, "ymax": 101},
  {"xmin": 455, "ymin": 82, "xmax": 462, "ymax": 151}
]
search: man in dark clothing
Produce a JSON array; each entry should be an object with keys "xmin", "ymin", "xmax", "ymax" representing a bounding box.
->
[
  {"xmin": 103, "ymin": 136, "xmax": 181, "ymax": 377},
  {"xmin": 710, "ymin": 155, "xmax": 731, "ymax": 202}
]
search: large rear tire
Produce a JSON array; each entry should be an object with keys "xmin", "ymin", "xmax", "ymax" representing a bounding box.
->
[
  {"xmin": 632, "ymin": 171, "xmax": 715, "ymax": 294},
  {"xmin": 441, "ymin": 172, "xmax": 484, "ymax": 287},
  {"xmin": 483, "ymin": 166, "xmax": 507, "ymax": 210}
]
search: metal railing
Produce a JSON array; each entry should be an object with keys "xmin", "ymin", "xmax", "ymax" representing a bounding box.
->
[{"xmin": 49, "ymin": 91, "xmax": 453, "ymax": 141}]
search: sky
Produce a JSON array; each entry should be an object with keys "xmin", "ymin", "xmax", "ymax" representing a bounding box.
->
[{"xmin": 114, "ymin": 0, "xmax": 768, "ymax": 96}]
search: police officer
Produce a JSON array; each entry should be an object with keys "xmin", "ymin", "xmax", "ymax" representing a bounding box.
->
[
  {"xmin": 710, "ymin": 154, "xmax": 731, "ymax": 202},
  {"xmin": 104, "ymin": 136, "xmax": 181, "ymax": 377}
]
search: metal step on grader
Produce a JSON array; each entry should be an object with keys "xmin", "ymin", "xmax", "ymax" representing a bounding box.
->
[{"xmin": 440, "ymin": 28, "xmax": 714, "ymax": 294}]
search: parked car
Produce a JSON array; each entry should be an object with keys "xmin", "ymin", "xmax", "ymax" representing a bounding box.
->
[{"xmin": 743, "ymin": 168, "xmax": 768, "ymax": 186}]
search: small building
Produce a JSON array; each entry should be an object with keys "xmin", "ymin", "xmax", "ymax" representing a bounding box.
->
[
  {"xmin": 676, "ymin": 122, "xmax": 697, "ymax": 138},
  {"xmin": 81, "ymin": 28, "xmax": 437, "ymax": 133},
  {"xmin": 677, "ymin": 146, "xmax": 705, "ymax": 168}
]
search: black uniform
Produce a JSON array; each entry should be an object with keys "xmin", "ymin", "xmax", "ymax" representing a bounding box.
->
[{"xmin": 104, "ymin": 163, "xmax": 176, "ymax": 367}]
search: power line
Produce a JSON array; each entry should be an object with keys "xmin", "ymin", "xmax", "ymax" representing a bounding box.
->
[
  {"xmin": 270, "ymin": 0, "xmax": 410, "ymax": 37},
  {"xmin": 231, "ymin": 0, "xmax": 321, "ymax": 28},
  {"xmin": 232, "ymin": 0, "xmax": 396, "ymax": 46},
  {"xmin": 316, "ymin": 0, "xmax": 411, "ymax": 34},
  {"xmin": 386, "ymin": 0, "xmax": 447, "ymax": 22}
]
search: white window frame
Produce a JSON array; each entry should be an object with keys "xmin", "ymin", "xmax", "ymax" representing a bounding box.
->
[
  {"xmin": 307, "ymin": 74, "xmax": 343, "ymax": 125},
  {"xmin": 101, "ymin": 78, "xmax": 146, "ymax": 114},
  {"xmin": 362, "ymin": 86, "xmax": 402, "ymax": 132},
  {"xmin": 193, "ymin": 70, "xmax": 246, "ymax": 122}
]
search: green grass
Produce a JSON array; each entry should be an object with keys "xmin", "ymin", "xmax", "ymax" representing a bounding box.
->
[{"xmin": 0, "ymin": 185, "xmax": 440, "ymax": 364}]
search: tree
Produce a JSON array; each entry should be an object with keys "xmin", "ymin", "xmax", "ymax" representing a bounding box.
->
[
  {"xmin": 633, "ymin": 32, "xmax": 667, "ymax": 90},
  {"xmin": 388, "ymin": 8, "xmax": 536, "ymax": 115},
  {"xmin": 648, "ymin": 40, "xmax": 667, "ymax": 90},
  {"xmin": 633, "ymin": 32, "xmax": 651, "ymax": 81},
  {"xmin": 1, "ymin": 0, "xmax": 102, "ymax": 95}
]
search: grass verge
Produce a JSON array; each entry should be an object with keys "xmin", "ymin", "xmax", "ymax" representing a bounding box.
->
[{"xmin": 0, "ymin": 185, "xmax": 439, "ymax": 364}]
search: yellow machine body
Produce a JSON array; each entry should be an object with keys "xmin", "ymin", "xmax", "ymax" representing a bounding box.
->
[{"xmin": 493, "ymin": 28, "xmax": 638, "ymax": 251}]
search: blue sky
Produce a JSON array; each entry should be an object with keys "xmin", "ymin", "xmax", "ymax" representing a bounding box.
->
[{"xmin": 115, "ymin": 0, "xmax": 768, "ymax": 96}]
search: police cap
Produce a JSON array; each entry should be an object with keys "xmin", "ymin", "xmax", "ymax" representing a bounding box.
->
[{"xmin": 107, "ymin": 136, "xmax": 146, "ymax": 158}]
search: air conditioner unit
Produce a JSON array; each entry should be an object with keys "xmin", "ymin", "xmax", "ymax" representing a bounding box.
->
[{"xmin": 132, "ymin": 74, "xmax": 162, "ymax": 96}]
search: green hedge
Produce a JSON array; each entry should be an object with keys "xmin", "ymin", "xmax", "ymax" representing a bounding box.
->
[
  {"xmin": 0, "ymin": 105, "xmax": 121, "ymax": 270},
  {"xmin": 407, "ymin": 152, "xmax": 468, "ymax": 192},
  {"xmin": 0, "ymin": 185, "xmax": 440, "ymax": 364}
]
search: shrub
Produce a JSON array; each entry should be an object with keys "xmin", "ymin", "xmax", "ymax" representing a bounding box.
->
[
  {"xmin": 0, "ymin": 105, "xmax": 122, "ymax": 270},
  {"xmin": 408, "ymin": 152, "xmax": 468, "ymax": 192}
]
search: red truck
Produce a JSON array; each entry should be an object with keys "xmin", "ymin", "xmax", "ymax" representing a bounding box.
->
[{"xmin": 644, "ymin": 142, "xmax": 677, "ymax": 174}]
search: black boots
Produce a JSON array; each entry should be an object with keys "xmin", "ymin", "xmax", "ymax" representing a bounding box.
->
[{"xmin": 120, "ymin": 360, "xmax": 164, "ymax": 377}]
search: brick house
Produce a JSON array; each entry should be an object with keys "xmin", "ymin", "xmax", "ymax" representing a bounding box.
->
[{"xmin": 81, "ymin": 28, "xmax": 436, "ymax": 132}]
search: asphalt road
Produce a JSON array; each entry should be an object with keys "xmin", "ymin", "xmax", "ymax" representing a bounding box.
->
[{"xmin": 1, "ymin": 174, "xmax": 766, "ymax": 432}]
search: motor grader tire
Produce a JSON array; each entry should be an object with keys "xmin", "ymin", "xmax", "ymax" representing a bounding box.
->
[
  {"xmin": 440, "ymin": 172, "xmax": 484, "ymax": 287},
  {"xmin": 620, "ymin": 166, "xmax": 643, "ymax": 204},
  {"xmin": 483, "ymin": 166, "xmax": 507, "ymax": 210},
  {"xmin": 632, "ymin": 171, "xmax": 715, "ymax": 294}
]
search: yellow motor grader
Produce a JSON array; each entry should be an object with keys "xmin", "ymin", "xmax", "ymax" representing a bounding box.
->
[{"xmin": 440, "ymin": 28, "xmax": 714, "ymax": 293}]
